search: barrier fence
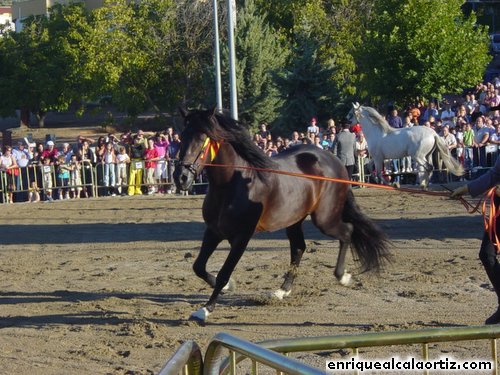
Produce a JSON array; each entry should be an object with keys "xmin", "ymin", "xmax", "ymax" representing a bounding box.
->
[
  {"xmin": 0, "ymin": 160, "xmax": 208, "ymax": 204},
  {"xmin": 3, "ymin": 144, "xmax": 498, "ymax": 203},
  {"xmin": 158, "ymin": 325, "xmax": 500, "ymax": 375}
]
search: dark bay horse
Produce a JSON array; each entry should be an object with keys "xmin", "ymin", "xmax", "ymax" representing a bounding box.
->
[{"xmin": 174, "ymin": 108, "xmax": 391, "ymax": 322}]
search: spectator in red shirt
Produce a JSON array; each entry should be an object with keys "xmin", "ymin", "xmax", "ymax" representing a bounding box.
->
[
  {"xmin": 40, "ymin": 141, "xmax": 59, "ymax": 164},
  {"xmin": 350, "ymin": 122, "xmax": 362, "ymax": 135},
  {"xmin": 144, "ymin": 138, "xmax": 159, "ymax": 194}
]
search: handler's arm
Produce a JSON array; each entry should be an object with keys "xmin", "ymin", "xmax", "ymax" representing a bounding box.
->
[{"xmin": 463, "ymin": 157, "xmax": 500, "ymax": 197}]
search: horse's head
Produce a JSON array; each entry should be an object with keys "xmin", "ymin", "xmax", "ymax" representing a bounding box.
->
[
  {"xmin": 346, "ymin": 102, "xmax": 362, "ymax": 124},
  {"xmin": 174, "ymin": 107, "xmax": 219, "ymax": 191}
]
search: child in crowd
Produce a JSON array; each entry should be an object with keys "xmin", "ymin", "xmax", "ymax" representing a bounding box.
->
[
  {"xmin": 116, "ymin": 146, "xmax": 130, "ymax": 196},
  {"xmin": 69, "ymin": 154, "xmax": 82, "ymax": 199},
  {"xmin": 56, "ymin": 154, "xmax": 71, "ymax": 200},
  {"xmin": 28, "ymin": 181, "xmax": 40, "ymax": 203},
  {"xmin": 41, "ymin": 157, "xmax": 54, "ymax": 202}
]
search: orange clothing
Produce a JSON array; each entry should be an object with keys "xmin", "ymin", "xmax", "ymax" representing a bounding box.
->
[{"xmin": 410, "ymin": 107, "xmax": 421, "ymax": 123}]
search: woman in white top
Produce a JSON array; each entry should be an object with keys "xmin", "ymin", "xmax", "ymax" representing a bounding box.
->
[
  {"xmin": 102, "ymin": 141, "xmax": 116, "ymax": 196},
  {"xmin": 0, "ymin": 145, "xmax": 19, "ymax": 203}
]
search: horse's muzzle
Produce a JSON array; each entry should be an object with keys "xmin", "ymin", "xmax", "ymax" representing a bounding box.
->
[{"xmin": 173, "ymin": 163, "xmax": 196, "ymax": 191}]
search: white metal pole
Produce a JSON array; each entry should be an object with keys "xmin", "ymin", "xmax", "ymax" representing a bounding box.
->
[
  {"xmin": 227, "ymin": 0, "xmax": 238, "ymax": 120},
  {"xmin": 213, "ymin": 0, "xmax": 222, "ymax": 113}
]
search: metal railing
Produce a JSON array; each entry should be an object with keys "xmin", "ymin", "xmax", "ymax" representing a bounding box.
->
[
  {"xmin": 0, "ymin": 160, "xmax": 208, "ymax": 203},
  {"xmin": 205, "ymin": 332, "xmax": 323, "ymax": 375},
  {"xmin": 223, "ymin": 325, "xmax": 500, "ymax": 375},
  {"xmin": 159, "ymin": 325, "xmax": 500, "ymax": 375},
  {"xmin": 157, "ymin": 341, "xmax": 203, "ymax": 375}
]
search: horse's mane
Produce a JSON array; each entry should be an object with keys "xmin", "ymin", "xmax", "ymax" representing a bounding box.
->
[
  {"xmin": 189, "ymin": 109, "xmax": 277, "ymax": 170},
  {"xmin": 361, "ymin": 106, "xmax": 393, "ymax": 132}
]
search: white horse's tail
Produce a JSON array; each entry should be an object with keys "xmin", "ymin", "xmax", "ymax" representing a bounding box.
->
[{"xmin": 434, "ymin": 134, "xmax": 464, "ymax": 176}]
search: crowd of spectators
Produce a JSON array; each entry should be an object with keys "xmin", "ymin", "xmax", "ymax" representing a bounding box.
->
[
  {"xmin": 251, "ymin": 79, "xmax": 500, "ymax": 183},
  {"xmin": 3, "ymin": 77, "xmax": 500, "ymax": 203},
  {"xmin": 0, "ymin": 127, "xmax": 184, "ymax": 203}
]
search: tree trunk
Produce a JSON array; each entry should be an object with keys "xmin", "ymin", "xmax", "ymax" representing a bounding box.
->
[
  {"xmin": 20, "ymin": 108, "xmax": 30, "ymax": 128},
  {"xmin": 36, "ymin": 110, "xmax": 46, "ymax": 128}
]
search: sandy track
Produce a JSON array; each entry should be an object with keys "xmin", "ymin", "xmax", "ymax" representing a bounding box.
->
[{"xmin": 0, "ymin": 188, "xmax": 493, "ymax": 374}]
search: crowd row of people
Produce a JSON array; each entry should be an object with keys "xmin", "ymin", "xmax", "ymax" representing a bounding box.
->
[
  {"xmin": 0, "ymin": 128, "xmax": 187, "ymax": 203},
  {"xmin": 4, "ymin": 77, "xmax": 500, "ymax": 203},
  {"xmin": 251, "ymin": 81, "xmax": 500, "ymax": 183}
]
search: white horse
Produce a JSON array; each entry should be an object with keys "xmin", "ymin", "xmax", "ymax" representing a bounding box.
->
[{"xmin": 347, "ymin": 103, "xmax": 464, "ymax": 188}]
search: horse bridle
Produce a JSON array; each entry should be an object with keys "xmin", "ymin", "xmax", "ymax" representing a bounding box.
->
[
  {"xmin": 351, "ymin": 106, "xmax": 362, "ymax": 123},
  {"xmin": 177, "ymin": 137, "xmax": 213, "ymax": 175}
]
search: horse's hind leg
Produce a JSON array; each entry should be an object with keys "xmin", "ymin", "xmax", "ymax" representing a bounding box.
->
[
  {"xmin": 414, "ymin": 156, "xmax": 433, "ymax": 189},
  {"xmin": 332, "ymin": 226, "xmax": 354, "ymax": 285},
  {"xmin": 312, "ymin": 213, "xmax": 353, "ymax": 285},
  {"xmin": 274, "ymin": 220, "xmax": 306, "ymax": 300},
  {"xmin": 193, "ymin": 228, "xmax": 223, "ymax": 288}
]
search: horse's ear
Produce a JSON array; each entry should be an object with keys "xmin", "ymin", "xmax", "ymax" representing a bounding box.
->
[{"xmin": 179, "ymin": 107, "xmax": 188, "ymax": 119}]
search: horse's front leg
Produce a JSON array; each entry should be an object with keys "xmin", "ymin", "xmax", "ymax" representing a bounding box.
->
[
  {"xmin": 192, "ymin": 228, "xmax": 223, "ymax": 288},
  {"xmin": 190, "ymin": 234, "xmax": 252, "ymax": 322}
]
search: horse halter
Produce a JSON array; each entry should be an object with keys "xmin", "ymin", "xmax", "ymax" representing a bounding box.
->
[
  {"xmin": 351, "ymin": 108, "xmax": 362, "ymax": 122},
  {"xmin": 178, "ymin": 137, "xmax": 220, "ymax": 175}
]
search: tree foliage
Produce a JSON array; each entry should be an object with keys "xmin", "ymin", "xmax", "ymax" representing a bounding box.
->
[
  {"xmin": 83, "ymin": 0, "xmax": 216, "ymax": 117},
  {"xmin": 274, "ymin": 33, "xmax": 339, "ymax": 134},
  {"xmin": 0, "ymin": 0, "xmax": 494, "ymax": 129},
  {"xmin": 254, "ymin": 0, "xmax": 370, "ymax": 123},
  {"xmin": 355, "ymin": 0, "xmax": 491, "ymax": 107},
  {"xmin": 0, "ymin": 3, "xmax": 90, "ymax": 126},
  {"xmin": 221, "ymin": 0, "xmax": 288, "ymax": 131}
]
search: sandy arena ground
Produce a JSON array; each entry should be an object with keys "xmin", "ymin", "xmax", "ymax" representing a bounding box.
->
[{"xmin": 0, "ymin": 185, "xmax": 496, "ymax": 374}]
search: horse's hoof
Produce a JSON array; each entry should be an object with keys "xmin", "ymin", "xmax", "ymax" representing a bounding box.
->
[
  {"xmin": 222, "ymin": 278, "xmax": 236, "ymax": 292},
  {"xmin": 271, "ymin": 289, "xmax": 291, "ymax": 300},
  {"xmin": 189, "ymin": 307, "xmax": 210, "ymax": 322},
  {"xmin": 339, "ymin": 272, "xmax": 352, "ymax": 286}
]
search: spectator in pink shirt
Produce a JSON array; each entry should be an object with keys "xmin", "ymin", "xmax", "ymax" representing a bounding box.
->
[{"xmin": 154, "ymin": 132, "xmax": 169, "ymax": 193}]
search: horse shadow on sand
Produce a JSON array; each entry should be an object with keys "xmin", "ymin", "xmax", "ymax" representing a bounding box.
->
[{"xmin": 0, "ymin": 289, "xmax": 467, "ymax": 330}]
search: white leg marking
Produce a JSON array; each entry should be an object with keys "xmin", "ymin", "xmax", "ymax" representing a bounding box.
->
[
  {"xmin": 222, "ymin": 278, "xmax": 236, "ymax": 292},
  {"xmin": 190, "ymin": 307, "xmax": 210, "ymax": 321},
  {"xmin": 339, "ymin": 272, "xmax": 352, "ymax": 286},
  {"xmin": 272, "ymin": 289, "xmax": 291, "ymax": 300}
]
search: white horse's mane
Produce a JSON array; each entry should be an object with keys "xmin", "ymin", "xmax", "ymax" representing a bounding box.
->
[{"xmin": 361, "ymin": 106, "xmax": 393, "ymax": 133}]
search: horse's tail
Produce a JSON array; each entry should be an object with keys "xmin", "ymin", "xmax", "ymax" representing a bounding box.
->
[
  {"xmin": 434, "ymin": 134, "xmax": 464, "ymax": 176},
  {"xmin": 342, "ymin": 191, "xmax": 392, "ymax": 273}
]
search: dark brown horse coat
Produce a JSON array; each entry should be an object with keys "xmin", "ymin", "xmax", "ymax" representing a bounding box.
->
[{"xmin": 174, "ymin": 108, "xmax": 390, "ymax": 322}]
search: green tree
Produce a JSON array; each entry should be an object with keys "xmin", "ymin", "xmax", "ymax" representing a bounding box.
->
[
  {"xmin": 83, "ymin": 0, "xmax": 217, "ymax": 117},
  {"xmin": 221, "ymin": 0, "xmax": 289, "ymax": 130},
  {"xmin": 274, "ymin": 33, "xmax": 339, "ymax": 135},
  {"xmin": 168, "ymin": 0, "xmax": 221, "ymax": 109},
  {"xmin": 356, "ymin": 0, "xmax": 491, "ymax": 107},
  {"xmin": 254, "ymin": 0, "xmax": 369, "ymax": 122},
  {"xmin": 0, "ymin": 3, "xmax": 91, "ymax": 127}
]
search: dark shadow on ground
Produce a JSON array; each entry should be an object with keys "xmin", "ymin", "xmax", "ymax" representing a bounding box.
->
[{"xmin": 1, "ymin": 215, "xmax": 482, "ymax": 245}]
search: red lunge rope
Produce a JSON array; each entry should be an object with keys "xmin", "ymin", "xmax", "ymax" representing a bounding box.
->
[{"xmin": 202, "ymin": 162, "xmax": 499, "ymax": 251}]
